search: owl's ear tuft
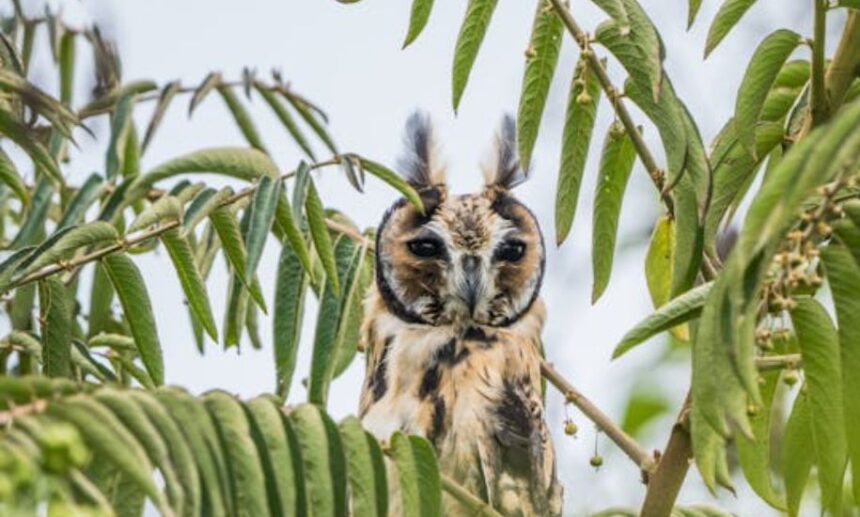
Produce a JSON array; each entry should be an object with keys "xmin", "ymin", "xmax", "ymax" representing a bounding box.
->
[
  {"xmin": 397, "ymin": 111, "xmax": 447, "ymax": 190},
  {"xmin": 483, "ymin": 114, "xmax": 529, "ymax": 191}
]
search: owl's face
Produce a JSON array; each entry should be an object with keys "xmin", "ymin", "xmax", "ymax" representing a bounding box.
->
[{"xmin": 375, "ymin": 113, "xmax": 545, "ymax": 327}]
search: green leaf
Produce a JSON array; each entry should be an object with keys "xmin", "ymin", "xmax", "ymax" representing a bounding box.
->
[
  {"xmin": 127, "ymin": 196, "xmax": 182, "ymax": 233},
  {"xmin": 451, "ymin": 0, "xmax": 499, "ymax": 111},
  {"xmin": 245, "ymin": 397, "xmax": 300, "ymax": 515},
  {"xmin": 782, "ymin": 392, "xmax": 813, "ymax": 517},
  {"xmin": 217, "ymin": 85, "xmax": 267, "ymax": 153},
  {"xmin": 101, "ymin": 253, "xmax": 164, "ymax": 385},
  {"xmin": 357, "ymin": 156, "xmax": 425, "ymax": 213},
  {"xmin": 308, "ymin": 236, "xmax": 361, "ymax": 405},
  {"xmin": 338, "ymin": 416, "xmax": 388, "ymax": 517},
  {"xmin": 332, "ymin": 243, "xmax": 372, "ymax": 377},
  {"xmin": 403, "ymin": 0, "xmax": 435, "ymax": 48},
  {"xmin": 704, "ymin": 0, "xmax": 759, "ymax": 58},
  {"xmin": 57, "ymin": 173, "xmax": 104, "ymax": 230},
  {"xmin": 389, "ymin": 432, "xmax": 442, "ymax": 517},
  {"xmin": 687, "ymin": 0, "xmax": 703, "ymax": 28},
  {"xmin": 273, "ymin": 240, "xmax": 309, "ymax": 399},
  {"xmin": 820, "ymin": 245, "xmax": 860, "ymax": 501},
  {"xmin": 49, "ymin": 397, "xmax": 169, "ymax": 514},
  {"xmin": 24, "ymin": 221, "xmax": 118, "ymax": 274},
  {"xmin": 87, "ymin": 263, "xmax": 115, "ymax": 339},
  {"xmin": 618, "ymin": 0, "xmax": 663, "ymax": 99},
  {"xmin": 106, "ymin": 93, "xmax": 135, "ymax": 179},
  {"xmin": 11, "ymin": 177, "xmax": 52, "ymax": 248},
  {"xmin": 554, "ymin": 56, "xmax": 602, "ymax": 245},
  {"xmin": 305, "ymin": 178, "xmax": 340, "ymax": 296},
  {"xmin": 161, "ymin": 228, "xmax": 218, "ymax": 341},
  {"xmin": 516, "ymin": 0, "xmax": 563, "ymax": 171},
  {"xmin": 274, "ymin": 189, "xmax": 316, "ymax": 282},
  {"xmin": 38, "ymin": 277, "xmax": 72, "ymax": 378},
  {"xmin": 203, "ymin": 391, "xmax": 271, "ymax": 517},
  {"xmin": 734, "ymin": 29, "xmax": 801, "ymax": 158},
  {"xmin": 253, "ymin": 82, "xmax": 316, "ymax": 160},
  {"xmin": 282, "ymin": 94, "xmax": 338, "ymax": 155},
  {"xmin": 0, "ymin": 146, "xmax": 28, "ymax": 206},
  {"xmin": 644, "ymin": 215, "xmax": 674, "ymax": 310},
  {"xmin": 188, "ymin": 72, "xmax": 221, "ymax": 115},
  {"xmin": 690, "ymin": 403, "xmax": 732, "ymax": 493},
  {"xmin": 613, "ymin": 281, "xmax": 712, "ymax": 359},
  {"xmin": 0, "ymin": 69, "xmax": 78, "ymax": 136},
  {"xmin": 59, "ymin": 31, "xmax": 75, "ymax": 105},
  {"xmin": 590, "ymin": 0, "xmax": 629, "ymax": 27},
  {"xmin": 790, "ymin": 297, "xmax": 847, "ymax": 514},
  {"xmin": 591, "ymin": 122, "xmax": 637, "ymax": 302},
  {"xmin": 244, "ymin": 176, "xmax": 281, "ymax": 297},
  {"xmin": 129, "ymin": 146, "xmax": 279, "ymax": 197},
  {"xmin": 78, "ymin": 80, "xmax": 158, "ymax": 118},
  {"xmin": 141, "ymin": 81, "xmax": 181, "ymax": 153},
  {"xmin": 289, "ymin": 404, "xmax": 348, "ymax": 517},
  {"xmin": 0, "ymin": 108, "xmax": 62, "ymax": 184},
  {"xmin": 182, "ymin": 186, "xmax": 234, "ymax": 236},
  {"xmin": 209, "ymin": 206, "xmax": 267, "ymax": 309}
]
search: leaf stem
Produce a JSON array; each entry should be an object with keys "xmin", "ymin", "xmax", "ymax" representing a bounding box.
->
[
  {"xmin": 547, "ymin": 0, "xmax": 674, "ymax": 215},
  {"xmin": 810, "ymin": 0, "xmax": 829, "ymax": 127}
]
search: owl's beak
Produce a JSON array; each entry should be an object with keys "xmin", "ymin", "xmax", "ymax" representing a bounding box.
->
[{"xmin": 461, "ymin": 255, "xmax": 482, "ymax": 316}]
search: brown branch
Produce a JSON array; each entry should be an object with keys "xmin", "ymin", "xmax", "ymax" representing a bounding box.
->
[
  {"xmin": 0, "ymin": 399, "xmax": 47, "ymax": 425},
  {"xmin": 640, "ymin": 394, "xmax": 692, "ymax": 517},
  {"xmin": 540, "ymin": 361, "xmax": 656, "ymax": 476},
  {"xmin": 547, "ymin": 0, "xmax": 674, "ymax": 216}
]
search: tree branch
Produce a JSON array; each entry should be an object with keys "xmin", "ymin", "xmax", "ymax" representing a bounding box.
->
[
  {"xmin": 640, "ymin": 393, "xmax": 692, "ymax": 517},
  {"xmin": 810, "ymin": 0, "xmax": 829, "ymax": 126},
  {"xmin": 547, "ymin": 0, "xmax": 674, "ymax": 216}
]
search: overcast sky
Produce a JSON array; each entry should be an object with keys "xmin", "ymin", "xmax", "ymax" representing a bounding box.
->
[{"xmin": 16, "ymin": 0, "xmax": 834, "ymax": 514}]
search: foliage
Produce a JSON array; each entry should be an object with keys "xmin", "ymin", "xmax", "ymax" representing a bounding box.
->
[{"xmin": 0, "ymin": 0, "xmax": 859, "ymax": 515}]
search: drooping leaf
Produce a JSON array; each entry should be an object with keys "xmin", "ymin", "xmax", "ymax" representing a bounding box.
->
[
  {"xmin": 332, "ymin": 243, "xmax": 372, "ymax": 377},
  {"xmin": 59, "ymin": 31, "xmax": 75, "ymax": 105},
  {"xmin": 209, "ymin": 206, "xmax": 267, "ymax": 309},
  {"xmin": 357, "ymin": 156, "xmax": 425, "ymax": 214},
  {"xmin": 0, "ymin": 108, "xmax": 62, "ymax": 184},
  {"xmin": 704, "ymin": 0, "xmax": 759, "ymax": 58},
  {"xmin": 188, "ymin": 72, "xmax": 221, "ymax": 115},
  {"xmin": 687, "ymin": 0, "xmax": 703, "ymax": 28},
  {"xmin": 389, "ymin": 432, "xmax": 442, "ymax": 517},
  {"xmin": 338, "ymin": 416, "xmax": 388, "ymax": 517},
  {"xmin": 282, "ymin": 93, "xmax": 338, "ymax": 155},
  {"xmin": 182, "ymin": 186, "xmax": 234, "ymax": 236},
  {"xmin": 253, "ymin": 82, "xmax": 316, "ymax": 160},
  {"xmin": 10, "ymin": 177, "xmax": 52, "ymax": 248},
  {"xmin": 24, "ymin": 221, "xmax": 118, "ymax": 274},
  {"xmin": 56, "ymin": 173, "xmax": 104, "ymax": 231},
  {"xmin": 289, "ymin": 404, "xmax": 348, "ymax": 517},
  {"xmin": 274, "ymin": 188, "xmax": 316, "ymax": 282},
  {"xmin": 245, "ymin": 397, "xmax": 300, "ymax": 515},
  {"xmin": 105, "ymin": 93, "xmax": 136, "ymax": 179},
  {"xmin": 273, "ymin": 241, "xmax": 309, "ymax": 400},
  {"xmin": 591, "ymin": 122, "xmax": 637, "ymax": 302},
  {"xmin": 217, "ymin": 85, "xmax": 268, "ymax": 153},
  {"xmin": 127, "ymin": 196, "xmax": 183, "ymax": 234},
  {"xmin": 161, "ymin": 228, "xmax": 218, "ymax": 341},
  {"xmin": 403, "ymin": 0, "xmax": 435, "ymax": 48},
  {"xmin": 38, "ymin": 277, "xmax": 72, "ymax": 378},
  {"xmin": 244, "ymin": 176, "xmax": 281, "ymax": 299},
  {"xmin": 612, "ymin": 281, "xmax": 712, "ymax": 359},
  {"xmin": 451, "ymin": 0, "xmax": 499, "ymax": 111},
  {"xmin": 305, "ymin": 178, "xmax": 340, "ymax": 296},
  {"xmin": 734, "ymin": 29, "xmax": 801, "ymax": 157},
  {"xmin": 0, "ymin": 246, "xmax": 36, "ymax": 291},
  {"xmin": 782, "ymin": 392, "xmax": 813, "ymax": 517},
  {"xmin": 517, "ymin": 0, "xmax": 563, "ymax": 171},
  {"xmin": 0, "ymin": 146, "xmax": 28, "ymax": 206},
  {"xmin": 555, "ymin": 56, "xmax": 602, "ymax": 245},
  {"xmin": 644, "ymin": 215, "xmax": 674, "ymax": 310},
  {"xmin": 0, "ymin": 69, "xmax": 78, "ymax": 136},
  {"xmin": 141, "ymin": 81, "xmax": 181, "ymax": 153},
  {"xmin": 101, "ymin": 253, "xmax": 164, "ymax": 385}
]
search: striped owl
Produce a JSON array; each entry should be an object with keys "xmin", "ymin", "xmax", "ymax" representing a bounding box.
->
[{"xmin": 359, "ymin": 113, "xmax": 562, "ymax": 516}]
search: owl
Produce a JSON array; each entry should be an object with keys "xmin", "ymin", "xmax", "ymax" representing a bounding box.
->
[{"xmin": 359, "ymin": 112, "xmax": 562, "ymax": 516}]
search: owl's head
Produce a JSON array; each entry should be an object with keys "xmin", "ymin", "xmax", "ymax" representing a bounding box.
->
[{"xmin": 375, "ymin": 112, "xmax": 545, "ymax": 327}]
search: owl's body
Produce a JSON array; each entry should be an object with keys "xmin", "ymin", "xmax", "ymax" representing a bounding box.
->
[{"xmin": 359, "ymin": 114, "xmax": 562, "ymax": 516}]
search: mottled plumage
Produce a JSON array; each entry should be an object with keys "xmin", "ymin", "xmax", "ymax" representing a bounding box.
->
[{"xmin": 360, "ymin": 113, "xmax": 561, "ymax": 516}]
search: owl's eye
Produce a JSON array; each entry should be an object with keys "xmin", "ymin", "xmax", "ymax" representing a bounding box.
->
[
  {"xmin": 407, "ymin": 238, "xmax": 444, "ymax": 258},
  {"xmin": 495, "ymin": 240, "xmax": 526, "ymax": 262}
]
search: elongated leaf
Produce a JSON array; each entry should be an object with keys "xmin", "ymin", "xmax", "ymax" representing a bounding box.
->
[
  {"xmin": 305, "ymin": 179, "xmax": 340, "ymax": 296},
  {"xmin": 705, "ymin": 0, "xmax": 758, "ymax": 58},
  {"xmin": 790, "ymin": 298, "xmax": 846, "ymax": 514},
  {"xmin": 517, "ymin": 0, "xmax": 563, "ymax": 171},
  {"xmin": 0, "ymin": 246, "xmax": 36, "ymax": 291},
  {"xmin": 338, "ymin": 416, "xmax": 388, "ymax": 517},
  {"xmin": 613, "ymin": 281, "xmax": 712, "ymax": 359},
  {"xmin": 358, "ymin": 156, "xmax": 425, "ymax": 213},
  {"xmin": 820, "ymin": 245, "xmax": 860, "ymax": 500},
  {"xmin": 282, "ymin": 94, "xmax": 338, "ymax": 155},
  {"xmin": 87, "ymin": 263, "xmax": 114, "ymax": 339},
  {"xmin": 593, "ymin": 17, "xmax": 660, "ymax": 103},
  {"xmin": 253, "ymin": 83, "xmax": 316, "ymax": 160},
  {"xmin": 618, "ymin": 0, "xmax": 663, "ymax": 99},
  {"xmin": 106, "ymin": 93, "xmax": 135, "ymax": 179},
  {"xmin": 275, "ymin": 188, "xmax": 315, "ymax": 281},
  {"xmin": 390, "ymin": 432, "xmax": 441, "ymax": 517},
  {"xmin": 78, "ymin": 80, "xmax": 158, "ymax": 118},
  {"xmin": 245, "ymin": 397, "xmax": 299, "ymax": 515},
  {"xmin": 59, "ymin": 31, "xmax": 75, "ymax": 105},
  {"xmin": 687, "ymin": 0, "xmax": 703, "ymax": 28},
  {"xmin": 0, "ymin": 146, "xmax": 28, "ymax": 205},
  {"xmin": 217, "ymin": 85, "xmax": 267, "ymax": 153},
  {"xmin": 101, "ymin": 253, "xmax": 164, "ymax": 385},
  {"xmin": 182, "ymin": 186, "xmax": 233, "ymax": 236},
  {"xmin": 11, "ymin": 177, "xmax": 52, "ymax": 248},
  {"xmin": 332, "ymin": 244, "xmax": 372, "ymax": 377},
  {"xmin": 161, "ymin": 228, "xmax": 218, "ymax": 341},
  {"xmin": 38, "ymin": 277, "xmax": 72, "ymax": 378},
  {"xmin": 204, "ymin": 391, "xmax": 271, "ymax": 517},
  {"xmin": 555, "ymin": 56, "xmax": 602, "ymax": 245},
  {"xmin": 782, "ymin": 392, "xmax": 813, "ymax": 517},
  {"xmin": 403, "ymin": 0, "xmax": 435, "ymax": 48},
  {"xmin": 189, "ymin": 72, "xmax": 221, "ymax": 115},
  {"xmin": 289, "ymin": 404, "xmax": 347, "ymax": 517},
  {"xmin": 57, "ymin": 173, "xmax": 103, "ymax": 230},
  {"xmin": 0, "ymin": 108, "xmax": 62, "ymax": 184},
  {"xmin": 591, "ymin": 122, "xmax": 637, "ymax": 302},
  {"xmin": 734, "ymin": 29, "xmax": 801, "ymax": 157},
  {"xmin": 451, "ymin": 0, "xmax": 499, "ymax": 111},
  {"xmin": 25, "ymin": 221, "xmax": 118, "ymax": 274},
  {"xmin": 0, "ymin": 69, "xmax": 77, "ymax": 136},
  {"xmin": 129, "ymin": 147, "xmax": 278, "ymax": 197},
  {"xmin": 308, "ymin": 236, "xmax": 359, "ymax": 405},
  {"xmin": 590, "ymin": 0, "xmax": 629, "ymax": 27},
  {"xmin": 644, "ymin": 215, "xmax": 674, "ymax": 309},
  {"xmin": 244, "ymin": 176, "xmax": 281, "ymax": 293},
  {"xmin": 273, "ymin": 241, "xmax": 309, "ymax": 399},
  {"xmin": 141, "ymin": 81, "xmax": 181, "ymax": 153},
  {"xmin": 127, "ymin": 196, "xmax": 182, "ymax": 233},
  {"xmin": 209, "ymin": 206, "xmax": 267, "ymax": 309}
]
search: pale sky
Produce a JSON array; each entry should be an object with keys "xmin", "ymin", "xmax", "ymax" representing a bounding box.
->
[{"xmin": 14, "ymin": 0, "xmax": 833, "ymax": 514}]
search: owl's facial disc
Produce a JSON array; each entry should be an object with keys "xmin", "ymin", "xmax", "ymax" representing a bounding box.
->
[{"xmin": 376, "ymin": 190, "xmax": 545, "ymax": 327}]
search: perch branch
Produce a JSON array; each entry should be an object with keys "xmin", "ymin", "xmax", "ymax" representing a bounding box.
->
[
  {"xmin": 547, "ymin": 0, "xmax": 674, "ymax": 215},
  {"xmin": 640, "ymin": 393, "xmax": 692, "ymax": 517}
]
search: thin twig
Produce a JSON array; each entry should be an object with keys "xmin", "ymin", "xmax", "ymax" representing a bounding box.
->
[
  {"xmin": 440, "ymin": 475, "xmax": 504, "ymax": 517},
  {"xmin": 547, "ymin": 0, "xmax": 674, "ymax": 216},
  {"xmin": 540, "ymin": 361, "xmax": 656, "ymax": 475},
  {"xmin": 756, "ymin": 353, "xmax": 801, "ymax": 371},
  {"xmin": 0, "ymin": 399, "xmax": 47, "ymax": 425}
]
